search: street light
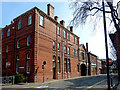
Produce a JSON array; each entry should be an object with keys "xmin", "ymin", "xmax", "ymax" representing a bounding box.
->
[{"xmin": 102, "ymin": 0, "xmax": 110, "ymax": 89}]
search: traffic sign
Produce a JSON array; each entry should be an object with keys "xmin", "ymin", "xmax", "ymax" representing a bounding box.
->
[
  {"xmin": 42, "ymin": 65, "xmax": 45, "ymax": 69},
  {"xmin": 109, "ymin": 58, "xmax": 112, "ymax": 65},
  {"xmin": 43, "ymin": 61, "xmax": 46, "ymax": 65},
  {"xmin": 6, "ymin": 61, "xmax": 11, "ymax": 67}
]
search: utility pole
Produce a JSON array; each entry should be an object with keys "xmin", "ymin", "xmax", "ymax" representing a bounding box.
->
[{"xmin": 102, "ymin": 0, "xmax": 110, "ymax": 89}]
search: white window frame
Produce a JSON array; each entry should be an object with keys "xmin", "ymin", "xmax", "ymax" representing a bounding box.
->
[
  {"xmin": 53, "ymin": 41, "xmax": 55, "ymax": 50},
  {"xmin": 73, "ymin": 49, "xmax": 75, "ymax": 56},
  {"xmin": 28, "ymin": 15, "xmax": 32, "ymax": 25},
  {"xmin": 67, "ymin": 32, "xmax": 69, "ymax": 40},
  {"xmin": 5, "ymin": 59, "xmax": 7, "ymax": 68},
  {"xmin": 40, "ymin": 15, "xmax": 44, "ymax": 26},
  {"xmin": 53, "ymin": 56, "xmax": 56, "ymax": 68},
  {"xmin": 73, "ymin": 36, "xmax": 75, "ymax": 44},
  {"xmin": 26, "ymin": 53, "xmax": 30, "ymax": 74},
  {"xmin": 67, "ymin": 47, "xmax": 70, "ymax": 55},
  {"xmin": 64, "ymin": 46, "xmax": 67, "ymax": 53},
  {"xmin": 16, "ymin": 55, "xmax": 19, "ymax": 74},
  {"xmin": 57, "ymin": 57, "xmax": 60, "ymax": 73},
  {"xmin": 27, "ymin": 36, "xmax": 31, "ymax": 46},
  {"xmin": 57, "ymin": 26, "xmax": 60, "ymax": 35},
  {"xmin": 7, "ymin": 29, "xmax": 10, "ymax": 37},
  {"xmin": 64, "ymin": 58, "xmax": 67, "ymax": 73},
  {"xmin": 17, "ymin": 40, "xmax": 20, "ymax": 48},
  {"xmin": 57, "ymin": 43, "xmax": 60, "ymax": 51},
  {"xmin": 18, "ymin": 20, "xmax": 21, "ymax": 30},
  {"xmin": 64, "ymin": 30, "xmax": 66, "ymax": 38},
  {"xmin": 68, "ymin": 59, "xmax": 70, "ymax": 73}
]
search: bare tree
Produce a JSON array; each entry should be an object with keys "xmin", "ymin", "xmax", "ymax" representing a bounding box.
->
[{"xmin": 69, "ymin": 0, "xmax": 120, "ymax": 33}]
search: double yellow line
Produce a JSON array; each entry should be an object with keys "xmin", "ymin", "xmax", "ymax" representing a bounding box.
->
[{"xmin": 86, "ymin": 79, "xmax": 107, "ymax": 89}]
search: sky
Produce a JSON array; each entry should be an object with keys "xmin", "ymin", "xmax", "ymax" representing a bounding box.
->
[{"xmin": 0, "ymin": 0, "xmax": 119, "ymax": 59}]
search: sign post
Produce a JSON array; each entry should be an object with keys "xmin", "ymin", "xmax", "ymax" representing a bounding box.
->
[
  {"xmin": 42, "ymin": 65, "xmax": 45, "ymax": 83},
  {"xmin": 6, "ymin": 61, "xmax": 11, "ymax": 83},
  {"xmin": 42, "ymin": 61, "xmax": 46, "ymax": 83},
  {"xmin": 109, "ymin": 58, "xmax": 113, "ymax": 87}
]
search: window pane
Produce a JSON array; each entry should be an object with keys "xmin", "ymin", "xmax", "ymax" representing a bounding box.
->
[
  {"xmin": 16, "ymin": 55, "xmax": 19, "ymax": 74},
  {"xmin": 57, "ymin": 43, "xmax": 60, "ymax": 51},
  {"xmin": 17, "ymin": 40, "xmax": 20, "ymax": 48},
  {"xmin": 6, "ymin": 46, "xmax": 8, "ymax": 53},
  {"xmin": 28, "ymin": 15, "xmax": 32, "ymax": 25},
  {"xmin": 82, "ymin": 52, "xmax": 84, "ymax": 60},
  {"xmin": 68, "ymin": 59, "xmax": 70, "ymax": 72},
  {"xmin": 7, "ymin": 29, "xmax": 10, "ymax": 37},
  {"xmin": 40, "ymin": 16, "xmax": 44, "ymax": 26},
  {"xmin": 76, "ymin": 38, "xmax": 78, "ymax": 45},
  {"xmin": 67, "ymin": 47, "xmax": 70, "ymax": 55},
  {"xmin": 67, "ymin": 32, "xmax": 69, "ymax": 40},
  {"xmin": 1, "ymin": 31, "xmax": 3, "ymax": 39},
  {"xmin": 64, "ymin": 58, "xmax": 67, "ymax": 73},
  {"xmin": 64, "ymin": 46, "xmax": 66, "ymax": 53},
  {"xmin": 27, "ymin": 53, "xmax": 30, "ymax": 73},
  {"xmin": 53, "ymin": 41, "xmax": 55, "ymax": 50},
  {"xmin": 64, "ymin": 30, "xmax": 66, "ymax": 38},
  {"xmin": 57, "ymin": 57, "xmax": 60, "ymax": 73},
  {"xmin": 57, "ymin": 27, "xmax": 60, "ymax": 35},
  {"xmin": 27, "ymin": 36, "xmax": 31, "ymax": 46},
  {"xmin": 5, "ymin": 59, "xmax": 7, "ymax": 68},
  {"xmin": 18, "ymin": 20, "xmax": 21, "ymax": 30},
  {"xmin": 73, "ymin": 49, "xmax": 75, "ymax": 56},
  {"xmin": 53, "ymin": 56, "xmax": 55, "ymax": 68}
]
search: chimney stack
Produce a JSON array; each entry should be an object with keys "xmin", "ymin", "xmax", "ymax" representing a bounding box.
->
[
  {"xmin": 54, "ymin": 16, "xmax": 58, "ymax": 22},
  {"xmin": 70, "ymin": 26, "xmax": 73, "ymax": 33},
  {"xmin": 86, "ymin": 43, "xmax": 88, "ymax": 52},
  {"xmin": 47, "ymin": 4, "xmax": 54, "ymax": 19},
  {"xmin": 60, "ymin": 20, "xmax": 65, "ymax": 27}
]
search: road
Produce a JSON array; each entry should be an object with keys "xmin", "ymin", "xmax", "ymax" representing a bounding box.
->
[{"xmin": 2, "ymin": 74, "xmax": 118, "ymax": 90}]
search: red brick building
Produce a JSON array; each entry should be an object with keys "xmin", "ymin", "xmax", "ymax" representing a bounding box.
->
[
  {"xmin": 79, "ymin": 44, "xmax": 88, "ymax": 76},
  {"xmin": 87, "ymin": 52, "xmax": 98, "ymax": 76},
  {"xmin": 1, "ymin": 4, "xmax": 80, "ymax": 82},
  {"xmin": 109, "ymin": 31, "xmax": 120, "ymax": 79}
]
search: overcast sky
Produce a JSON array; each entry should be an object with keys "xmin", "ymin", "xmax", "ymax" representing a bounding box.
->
[{"xmin": 1, "ymin": 0, "xmax": 119, "ymax": 60}]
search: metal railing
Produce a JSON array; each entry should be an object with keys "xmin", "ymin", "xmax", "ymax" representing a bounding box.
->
[{"xmin": 1, "ymin": 76, "xmax": 15, "ymax": 85}]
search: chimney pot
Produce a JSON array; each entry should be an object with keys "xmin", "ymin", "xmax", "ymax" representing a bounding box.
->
[
  {"xmin": 70, "ymin": 26, "xmax": 73, "ymax": 33},
  {"xmin": 54, "ymin": 16, "xmax": 58, "ymax": 22},
  {"xmin": 86, "ymin": 43, "xmax": 88, "ymax": 52},
  {"xmin": 60, "ymin": 20, "xmax": 65, "ymax": 27},
  {"xmin": 47, "ymin": 4, "xmax": 54, "ymax": 19}
]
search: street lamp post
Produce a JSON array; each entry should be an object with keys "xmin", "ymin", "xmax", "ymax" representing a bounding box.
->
[{"xmin": 102, "ymin": 0, "xmax": 111, "ymax": 89}]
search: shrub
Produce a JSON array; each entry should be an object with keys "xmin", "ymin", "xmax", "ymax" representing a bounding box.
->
[{"xmin": 14, "ymin": 74, "xmax": 25, "ymax": 83}]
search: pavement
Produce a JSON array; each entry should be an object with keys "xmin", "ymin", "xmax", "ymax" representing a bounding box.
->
[
  {"xmin": 1, "ymin": 74, "xmax": 120, "ymax": 90},
  {"xmin": 117, "ymin": 83, "xmax": 120, "ymax": 90}
]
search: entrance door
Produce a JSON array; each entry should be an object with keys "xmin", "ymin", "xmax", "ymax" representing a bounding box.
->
[
  {"xmin": 81, "ymin": 64, "xmax": 87, "ymax": 76},
  {"xmin": 53, "ymin": 56, "xmax": 56, "ymax": 79}
]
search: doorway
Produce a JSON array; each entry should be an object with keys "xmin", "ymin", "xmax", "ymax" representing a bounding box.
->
[{"xmin": 81, "ymin": 64, "xmax": 87, "ymax": 76}]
